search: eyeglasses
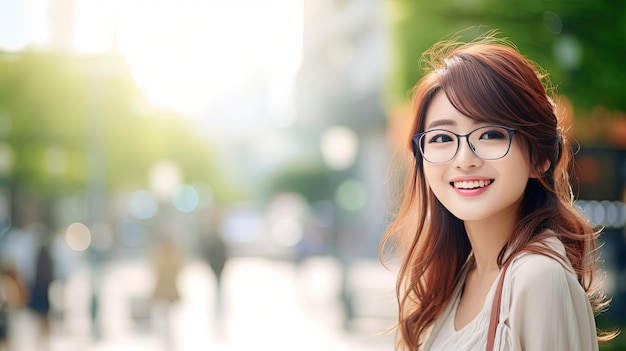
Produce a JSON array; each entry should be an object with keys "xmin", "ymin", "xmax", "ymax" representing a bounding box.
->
[{"xmin": 413, "ymin": 125, "xmax": 516, "ymax": 164}]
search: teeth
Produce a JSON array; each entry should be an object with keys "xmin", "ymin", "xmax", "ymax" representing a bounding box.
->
[{"xmin": 453, "ymin": 180, "xmax": 492, "ymax": 189}]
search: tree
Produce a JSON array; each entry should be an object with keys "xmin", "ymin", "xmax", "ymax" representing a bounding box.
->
[
  {"xmin": 0, "ymin": 50, "xmax": 231, "ymax": 206},
  {"xmin": 385, "ymin": 0, "xmax": 626, "ymax": 114}
]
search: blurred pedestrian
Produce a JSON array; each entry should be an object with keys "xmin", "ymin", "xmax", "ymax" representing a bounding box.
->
[
  {"xmin": 28, "ymin": 242, "xmax": 54, "ymax": 351},
  {"xmin": 151, "ymin": 235, "xmax": 185, "ymax": 351},
  {"xmin": 202, "ymin": 210, "xmax": 229, "ymax": 324},
  {"xmin": 0, "ymin": 264, "xmax": 29, "ymax": 350},
  {"xmin": 0, "ymin": 281, "xmax": 10, "ymax": 351},
  {"xmin": 380, "ymin": 30, "xmax": 615, "ymax": 350}
]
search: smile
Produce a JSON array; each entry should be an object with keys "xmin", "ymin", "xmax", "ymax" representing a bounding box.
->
[{"xmin": 451, "ymin": 180, "xmax": 493, "ymax": 189}]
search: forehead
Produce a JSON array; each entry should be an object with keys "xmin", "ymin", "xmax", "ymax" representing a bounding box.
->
[{"xmin": 424, "ymin": 91, "xmax": 481, "ymax": 130}]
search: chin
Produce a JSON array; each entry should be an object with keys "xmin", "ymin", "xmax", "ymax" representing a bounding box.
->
[{"xmin": 445, "ymin": 207, "xmax": 495, "ymax": 222}]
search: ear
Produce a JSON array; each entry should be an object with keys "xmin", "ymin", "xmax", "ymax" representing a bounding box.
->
[{"xmin": 531, "ymin": 160, "xmax": 551, "ymax": 178}]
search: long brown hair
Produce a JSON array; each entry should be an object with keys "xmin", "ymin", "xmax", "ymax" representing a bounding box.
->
[{"xmin": 380, "ymin": 31, "xmax": 613, "ymax": 350}]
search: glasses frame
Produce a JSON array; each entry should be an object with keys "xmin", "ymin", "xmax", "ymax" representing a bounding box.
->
[{"xmin": 413, "ymin": 125, "xmax": 516, "ymax": 164}]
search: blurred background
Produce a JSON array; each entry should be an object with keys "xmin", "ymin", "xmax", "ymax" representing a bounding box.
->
[{"xmin": 0, "ymin": 0, "xmax": 623, "ymax": 350}]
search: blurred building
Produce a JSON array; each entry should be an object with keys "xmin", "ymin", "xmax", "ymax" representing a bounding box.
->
[
  {"xmin": 573, "ymin": 147, "xmax": 626, "ymax": 323},
  {"xmin": 295, "ymin": 0, "xmax": 391, "ymax": 259}
]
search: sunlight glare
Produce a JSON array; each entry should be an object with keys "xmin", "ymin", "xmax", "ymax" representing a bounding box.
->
[
  {"xmin": 72, "ymin": 0, "xmax": 117, "ymax": 54},
  {"xmin": 0, "ymin": 0, "xmax": 50, "ymax": 51},
  {"xmin": 115, "ymin": 0, "xmax": 303, "ymax": 116},
  {"xmin": 0, "ymin": 0, "xmax": 304, "ymax": 122}
]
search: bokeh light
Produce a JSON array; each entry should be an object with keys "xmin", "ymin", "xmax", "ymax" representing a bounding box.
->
[
  {"xmin": 576, "ymin": 200, "xmax": 626, "ymax": 228},
  {"xmin": 148, "ymin": 159, "xmax": 182, "ymax": 201},
  {"xmin": 128, "ymin": 190, "xmax": 158, "ymax": 220},
  {"xmin": 172, "ymin": 184, "xmax": 199, "ymax": 213},
  {"xmin": 271, "ymin": 218, "xmax": 303, "ymax": 247},
  {"xmin": 320, "ymin": 126, "xmax": 359, "ymax": 171},
  {"xmin": 335, "ymin": 179, "xmax": 368, "ymax": 212},
  {"xmin": 65, "ymin": 222, "xmax": 92, "ymax": 251}
]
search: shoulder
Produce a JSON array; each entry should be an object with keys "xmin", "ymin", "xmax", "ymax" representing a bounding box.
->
[
  {"xmin": 506, "ymin": 238, "xmax": 575, "ymax": 296},
  {"xmin": 511, "ymin": 235, "xmax": 570, "ymax": 272},
  {"xmin": 511, "ymin": 252, "xmax": 568, "ymax": 282},
  {"xmin": 500, "ymin": 238, "xmax": 599, "ymax": 350},
  {"xmin": 508, "ymin": 257, "xmax": 566, "ymax": 305}
]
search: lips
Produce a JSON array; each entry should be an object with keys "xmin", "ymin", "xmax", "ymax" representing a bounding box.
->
[{"xmin": 451, "ymin": 179, "xmax": 493, "ymax": 189}]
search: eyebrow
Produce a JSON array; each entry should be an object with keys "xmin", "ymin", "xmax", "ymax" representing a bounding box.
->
[{"xmin": 426, "ymin": 119, "xmax": 456, "ymax": 130}]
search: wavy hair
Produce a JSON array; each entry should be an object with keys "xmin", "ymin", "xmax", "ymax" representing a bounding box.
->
[{"xmin": 380, "ymin": 31, "xmax": 613, "ymax": 350}]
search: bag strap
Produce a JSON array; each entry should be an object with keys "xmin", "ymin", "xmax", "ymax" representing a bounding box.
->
[{"xmin": 486, "ymin": 259, "xmax": 513, "ymax": 351}]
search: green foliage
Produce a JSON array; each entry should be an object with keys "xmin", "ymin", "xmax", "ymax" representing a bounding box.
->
[
  {"xmin": 385, "ymin": 0, "xmax": 626, "ymax": 113},
  {"xmin": 0, "ymin": 51, "xmax": 228, "ymax": 200},
  {"xmin": 0, "ymin": 52, "xmax": 90, "ymax": 196},
  {"xmin": 596, "ymin": 313, "xmax": 625, "ymax": 351},
  {"xmin": 266, "ymin": 163, "xmax": 333, "ymax": 204}
]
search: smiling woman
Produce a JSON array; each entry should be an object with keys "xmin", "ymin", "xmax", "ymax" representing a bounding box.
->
[{"xmin": 380, "ymin": 30, "xmax": 616, "ymax": 351}]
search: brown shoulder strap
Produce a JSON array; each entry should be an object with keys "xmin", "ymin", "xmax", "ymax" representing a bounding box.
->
[{"xmin": 486, "ymin": 260, "xmax": 512, "ymax": 351}]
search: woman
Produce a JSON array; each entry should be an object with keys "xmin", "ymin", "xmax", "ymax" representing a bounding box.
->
[{"xmin": 380, "ymin": 31, "xmax": 615, "ymax": 350}]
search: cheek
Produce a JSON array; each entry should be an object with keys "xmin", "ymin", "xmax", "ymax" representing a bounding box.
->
[
  {"xmin": 422, "ymin": 165, "xmax": 445, "ymax": 191},
  {"xmin": 422, "ymin": 165, "xmax": 435, "ymax": 185},
  {"xmin": 512, "ymin": 138, "xmax": 532, "ymax": 168},
  {"xmin": 502, "ymin": 152, "xmax": 532, "ymax": 192}
]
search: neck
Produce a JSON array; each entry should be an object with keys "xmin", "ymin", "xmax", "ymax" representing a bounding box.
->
[{"xmin": 465, "ymin": 215, "xmax": 516, "ymax": 275}]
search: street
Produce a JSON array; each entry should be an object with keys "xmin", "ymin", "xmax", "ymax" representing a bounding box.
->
[{"xmin": 8, "ymin": 256, "xmax": 397, "ymax": 351}]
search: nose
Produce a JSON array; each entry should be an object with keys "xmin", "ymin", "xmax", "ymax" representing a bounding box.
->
[{"xmin": 452, "ymin": 136, "xmax": 482, "ymax": 169}]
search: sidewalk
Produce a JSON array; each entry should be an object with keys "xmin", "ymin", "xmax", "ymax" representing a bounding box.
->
[{"xmin": 9, "ymin": 256, "xmax": 396, "ymax": 351}]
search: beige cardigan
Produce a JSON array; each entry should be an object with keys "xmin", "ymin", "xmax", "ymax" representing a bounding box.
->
[{"xmin": 422, "ymin": 236, "xmax": 598, "ymax": 351}]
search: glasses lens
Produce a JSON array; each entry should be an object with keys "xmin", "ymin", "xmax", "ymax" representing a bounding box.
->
[
  {"xmin": 468, "ymin": 126, "xmax": 513, "ymax": 160},
  {"xmin": 420, "ymin": 129, "xmax": 458, "ymax": 163},
  {"xmin": 418, "ymin": 126, "xmax": 513, "ymax": 163}
]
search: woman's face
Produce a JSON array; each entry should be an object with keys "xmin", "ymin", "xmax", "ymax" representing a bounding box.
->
[{"xmin": 421, "ymin": 91, "xmax": 532, "ymax": 223}]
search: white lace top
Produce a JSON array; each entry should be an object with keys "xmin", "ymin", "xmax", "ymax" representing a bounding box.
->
[
  {"xmin": 427, "ymin": 267, "xmax": 497, "ymax": 351},
  {"xmin": 422, "ymin": 236, "xmax": 599, "ymax": 351}
]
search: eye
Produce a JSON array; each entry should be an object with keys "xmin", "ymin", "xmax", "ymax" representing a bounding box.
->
[
  {"xmin": 427, "ymin": 132, "xmax": 454, "ymax": 144},
  {"xmin": 479, "ymin": 128, "xmax": 507, "ymax": 140}
]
